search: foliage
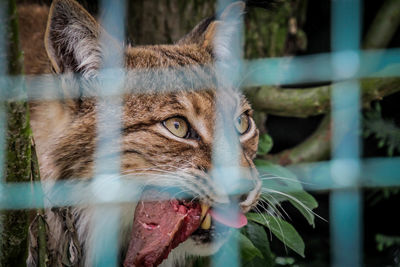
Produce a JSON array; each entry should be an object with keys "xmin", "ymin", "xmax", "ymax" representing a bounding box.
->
[
  {"xmin": 247, "ymin": 213, "xmax": 305, "ymax": 258},
  {"xmin": 364, "ymin": 101, "xmax": 400, "ymax": 263},
  {"xmin": 237, "ymin": 136, "xmax": 318, "ymax": 265},
  {"xmin": 245, "ymin": 159, "xmax": 318, "ymax": 260},
  {"xmin": 0, "ymin": 0, "xmax": 36, "ymax": 265},
  {"xmin": 367, "ymin": 187, "xmax": 400, "ymax": 206},
  {"xmin": 364, "ymin": 102, "xmax": 400, "ymax": 156},
  {"xmin": 242, "ymin": 221, "xmax": 274, "ymax": 266},
  {"xmin": 245, "ymin": 0, "xmax": 307, "ymax": 58},
  {"xmin": 257, "ymin": 133, "xmax": 274, "ymax": 156},
  {"xmin": 255, "ymin": 159, "xmax": 318, "ymax": 226},
  {"xmin": 193, "ymin": 133, "xmax": 319, "ymax": 266},
  {"xmin": 213, "ymin": 230, "xmax": 265, "ymax": 266},
  {"xmin": 376, "ymin": 234, "xmax": 400, "ymax": 252}
]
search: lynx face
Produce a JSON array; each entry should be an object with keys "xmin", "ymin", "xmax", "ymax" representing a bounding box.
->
[{"xmin": 22, "ymin": 0, "xmax": 261, "ymax": 265}]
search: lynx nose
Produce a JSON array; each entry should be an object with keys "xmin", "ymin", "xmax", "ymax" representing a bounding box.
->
[
  {"xmin": 237, "ymin": 179, "xmax": 262, "ymax": 213},
  {"xmin": 230, "ymin": 193, "xmax": 249, "ymax": 206},
  {"xmin": 229, "ymin": 193, "xmax": 250, "ymax": 213}
]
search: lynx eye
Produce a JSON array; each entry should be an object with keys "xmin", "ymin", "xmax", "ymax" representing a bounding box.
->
[
  {"xmin": 235, "ymin": 113, "xmax": 250, "ymax": 134},
  {"xmin": 163, "ymin": 117, "xmax": 189, "ymax": 138}
]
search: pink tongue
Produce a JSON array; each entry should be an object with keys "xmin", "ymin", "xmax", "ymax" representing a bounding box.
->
[{"xmin": 209, "ymin": 208, "xmax": 247, "ymax": 228}]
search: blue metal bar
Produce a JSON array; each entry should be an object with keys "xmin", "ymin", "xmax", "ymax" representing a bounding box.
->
[
  {"xmin": 90, "ymin": 0, "xmax": 126, "ymax": 266},
  {"xmin": 287, "ymin": 158, "xmax": 400, "ymax": 191},
  {"xmin": 0, "ymin": 0, "xmax": 397, "ymax": 266},
  {"xmin": 330, "ymin": 1, "xmax": 362, "ymax": 267},
  {"xmin": 0, "ymin": 1, "xmax": 7, "ymax": 243},
  {"xmin": 0, "ymin": 156, "xmax": 398, "ymax": 209},
  {"xmin": 212, "ymin": 0, "xmax": 244, "ymax": 266},
  {"xmin": 243, "ymin": 49, "xmax": 400, "ymax": 87},
  {"xmin": 331, "ymin": 190, "xmax": 362, "ymax": 267},
  {"xmin": 0, "ymin": 1, "xmax": 7, "ymax": 185},
  {"xmin": 0, "ymin": 49, "xmax": 397, "ymax": 102}
]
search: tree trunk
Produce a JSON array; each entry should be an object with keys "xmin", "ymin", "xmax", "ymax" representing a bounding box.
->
[
  {"xmin": 244, "ymin": 0, "xmax": 309, "ymax": 135},
  {"xmin": 244, "ymin": 0, "xmax": 308, "ymax": 58},
  {"xmin": 0, "ymin": 0, "xmax": 36, "ymax": 265},
  {"xmin": 127, "ymin": 0, "xmax": 215, "ymax": 45}
]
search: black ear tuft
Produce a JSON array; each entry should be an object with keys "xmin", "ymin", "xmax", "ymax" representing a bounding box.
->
[
  {"xmin": 177, "ymin": 2, "xmax": 245, "ymax": 54},
  {"xmin": 178, "ymin": 1, "xmax": 280, "ymax": 55},
  {"xmin": 176, "ymin": 16, "xmax": 216, "ymax": 46}
]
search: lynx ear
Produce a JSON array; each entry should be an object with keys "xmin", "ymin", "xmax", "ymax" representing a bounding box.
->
[
  {"xmin": 45, "ymin": 0, "xmax": 102, "ymax": 78},
  {"xmin": 178, "ymin": 1, "xmax": 245, "ymax": 57}
]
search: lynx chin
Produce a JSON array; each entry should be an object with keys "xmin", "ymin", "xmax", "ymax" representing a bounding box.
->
[{"xmin": 19, "ymin": 0, "xmax": 261, "ymax": 266}]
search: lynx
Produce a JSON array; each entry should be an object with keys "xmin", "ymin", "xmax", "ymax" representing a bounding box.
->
[{"xmin": 19, "ymin": 0, "xmax": 261, "ymax": 266}]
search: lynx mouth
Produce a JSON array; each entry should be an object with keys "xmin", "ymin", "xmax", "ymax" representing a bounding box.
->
[
  {"xmin": 191, "ymin": 203, "xmax": 248, "ymax": 244},
  {"xmin": 123, "ymin": 189, "xmax": 247, "ymax": 267}
]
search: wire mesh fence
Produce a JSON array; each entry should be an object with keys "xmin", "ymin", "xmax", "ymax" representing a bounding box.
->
[{"xmin": 0, "ymin": 0, "xmax": 399, "ymax": 266}]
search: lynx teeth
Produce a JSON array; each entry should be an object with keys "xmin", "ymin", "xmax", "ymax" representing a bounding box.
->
[
  {"xmin": 200, "ymin": 203, "xmax": 210, "ymax": 221},
  {"xmin": 200, "ymin": 203, "xmax": 211, "ymax": 230},
  {"xmin": 200, "ymin": 213, "xmax": 211, "ymax": 230}
]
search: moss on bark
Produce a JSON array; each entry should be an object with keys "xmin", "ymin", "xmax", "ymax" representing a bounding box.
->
[
  {"xmin": 251, "ymin": 0, "xmax": 400, "ymax": 165},
  {"xmin": 0, "ymin": 0, "xmax": 37, "ymax": 266},
  {"xmin": 245, "ymin": 78, "xmax": 400, "ymax": 118}
]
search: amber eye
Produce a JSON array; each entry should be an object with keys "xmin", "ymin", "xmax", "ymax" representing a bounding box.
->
[
  {"xmin": 163, "ymin": 117, "xmax": 189, "ymax": 138},
  {"xmin": 235, "ymin": 113, "xmax": 250, "ymax": 134}
]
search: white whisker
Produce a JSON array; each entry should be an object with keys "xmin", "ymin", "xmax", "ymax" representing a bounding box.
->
[{"xmin": 262, "ymin": 188, "xmax": 326, "ymax": 222}]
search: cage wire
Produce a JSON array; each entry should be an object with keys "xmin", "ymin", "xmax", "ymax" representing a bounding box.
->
[{"xmin": 0, "ymin": 0, "xmax": 399, "ymax": 266}]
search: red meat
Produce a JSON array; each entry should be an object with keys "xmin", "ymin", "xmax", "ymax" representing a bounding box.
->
[{"xmin": 123, "ymin": 189, "xmax": 201, "ymax": 267}]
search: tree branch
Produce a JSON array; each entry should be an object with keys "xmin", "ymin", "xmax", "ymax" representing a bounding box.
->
[
  {"xmin": 255, "ymin": 0, "xmax": 400, "ymax": 165},
  {"xmin": 245, "ymin": 83, "xmax": 330, "ymax": 118},
  {"xmin": 363, "ymin": 0, "xmax": 400, "ymax": 49},
  {"xmin": 258, "ymin": 77, "xmax": 400, "ymax": 165},
  {"xmin": 264, "ymin": 115, "xmax": 331, "ymax": 165},
  {"xmin": 245, "ymin": 78, "xmax": 400, "ymax": 118}
]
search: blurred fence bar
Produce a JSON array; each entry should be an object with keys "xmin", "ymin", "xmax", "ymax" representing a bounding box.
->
[
  {"xmin": 288, "ymin": 158, "xmax": 400, "ymax": 191},
  {"xmin": 243, "ymin": 49, "xmax": 400, "ymax": 87},
  {"xmin": 0, "ymin": 48, "xmax": 398, "ymax": 101},
  {"xmin": 330, "ymin": 0, "xmax": 362, "ymax": 267},
  {"xmin": 90, "ymin": 0, "xmax": 126, "ymax": 265},
  {"xmin": 0, "ymin": 2, "xmax": 7, "ymax": 185},
  {"xmin": 211, "ymin": 0, "xmax": 244, "ymax": 266},
  {"xmin": 0, "ymin": 0, "xmax": 399, "ymax": 266}
]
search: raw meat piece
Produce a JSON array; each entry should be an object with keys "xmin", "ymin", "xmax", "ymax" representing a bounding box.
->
[{"xmin": 123, "ymin": 189, "xmax": 201, "ymax": 267}]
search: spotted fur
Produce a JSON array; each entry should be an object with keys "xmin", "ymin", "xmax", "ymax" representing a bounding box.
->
[{"xmin": 19, "ymin": 0, "xmax": 260, "ymax": 266}]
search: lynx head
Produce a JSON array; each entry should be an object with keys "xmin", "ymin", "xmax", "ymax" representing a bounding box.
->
[{"xmin": 41, "ymin": 0, "xmax": 261, "ymax": 262}]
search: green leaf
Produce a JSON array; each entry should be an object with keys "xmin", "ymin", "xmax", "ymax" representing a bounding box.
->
[
  {"xmin": 287, "ymin": 191, "xmax": 318, "ymax": 227},
  {"xmin": 255, "ymin": 160, "xmax": 298, "ymax": 181},
  {"xmin": 378, "ymin": 139, "xmax": 385, "ymax": 148},
  {"xmin": 242, "ymin": 221, "xmax": 274, "ymax": 266},
  {"xmin": 375, "ymin": 234, "xmax": 400, "ymax": 252},
  {"xmin": 255, "ymin": 160, "xmax": 318, "ymax": 226},
  {"xmin": 257, "ymin": 134, "xmax": 273, "ymax": 155},
  {"xmin": 213, "ymin": 230, "xmax": 263, "ymax": 266},
  {"xmin": 239, "ymin": 232, "xmax": 264, "ymax": 262},
  {"xmin": 275, "ymin": 256, "xmax": 296, "ymax": 265},
  {"xmin": 247, "ymin": 213, "xmax": 305, "ymax": 258}
]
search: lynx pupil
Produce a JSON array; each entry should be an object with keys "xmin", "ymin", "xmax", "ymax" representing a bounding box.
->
[
  {"xmin": 163, "ymin": 117, "xmax": 189, "ymax": 138},
  {"xmin": 235, "ymin": 113, "xmax": 250, "ymax": 134}
]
